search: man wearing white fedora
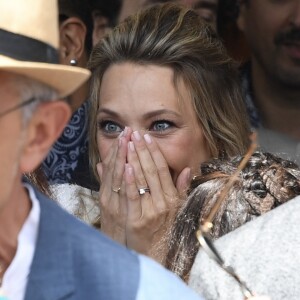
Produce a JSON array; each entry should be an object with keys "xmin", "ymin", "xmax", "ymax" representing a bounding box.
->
[{"xmin": 0, "ymin": 1, "xmax": 202, "ymax": 299}]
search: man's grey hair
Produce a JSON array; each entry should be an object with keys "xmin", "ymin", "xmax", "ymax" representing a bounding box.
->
[{"xmin": 9, "ymin": 73, "xmax": 60, "ymax": 124}]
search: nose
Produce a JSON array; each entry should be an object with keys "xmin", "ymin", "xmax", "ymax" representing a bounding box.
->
[
  {"xmin": 290, "ymin": 0, "xmax": 300, "ymax": 27},
  {"xmin": 127, "ymin": 126, "xmax": 147, "ymax": 138}
]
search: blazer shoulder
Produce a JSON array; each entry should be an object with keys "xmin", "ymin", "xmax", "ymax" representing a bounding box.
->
[{"xmin": 32, "ymin": 187, "xmax": 141, "ymax": 299}]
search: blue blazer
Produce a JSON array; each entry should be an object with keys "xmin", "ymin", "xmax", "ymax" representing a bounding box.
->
[{"xmin": 24, "ymin": 187, "xmax": 202, "ymax": 300}]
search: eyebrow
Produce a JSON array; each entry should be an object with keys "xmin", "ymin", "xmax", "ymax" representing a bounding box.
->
[
  {"xmin": 193, "ymin": 0, "xmax": 218, "ymax": 12},
  {"xmin": 97, "ymin": 108, "xmax": 181, "ymax": 119}
]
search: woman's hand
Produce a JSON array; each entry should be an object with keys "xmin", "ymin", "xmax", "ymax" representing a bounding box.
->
[
  {"xmin": 97, "ymin": 127, "xmax": 132, "ymax": 245},
  {"xmin": 124, "ymin": 130, "xmax": 191, "ymax": 263},
  {"xmin": 98, "ymin": 127, "xmax": 191, "ymax": 263}
]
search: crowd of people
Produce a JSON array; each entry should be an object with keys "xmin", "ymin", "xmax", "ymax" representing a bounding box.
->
[{"xmin": 1, "ymin": 0, "xmax": 300, "ymax": 299}]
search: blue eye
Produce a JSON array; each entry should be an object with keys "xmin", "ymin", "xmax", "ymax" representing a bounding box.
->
[
  {"xmin": 151, "ymin": 121, "xmax": 173, "ymax": 132},
  {"xmin": 98, "ymin": 120, "xmax": 122, "ymax": 134}
]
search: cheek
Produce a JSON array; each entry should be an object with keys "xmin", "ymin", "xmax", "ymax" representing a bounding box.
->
[
  {"xmin": 156, "ymin": 131, "xmax": 210, "ymax": 176},
  {"xmin": 0, "ymin": 130, "xmax": 23, "ymax": 206}
]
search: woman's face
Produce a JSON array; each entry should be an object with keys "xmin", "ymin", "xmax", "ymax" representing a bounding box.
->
[{"xmin": 96, "ymin": 62, "xmax": 211, "ymax": 182}]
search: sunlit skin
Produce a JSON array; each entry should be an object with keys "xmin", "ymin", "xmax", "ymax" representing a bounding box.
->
[{"xmin": 96, "ymin": 63, "xmax": 211, "ymax": 261}]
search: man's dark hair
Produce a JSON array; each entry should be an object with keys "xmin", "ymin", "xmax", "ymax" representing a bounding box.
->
[{"xmin": 217, "ymin": 0, "xmax": 239, "ymax": 33}]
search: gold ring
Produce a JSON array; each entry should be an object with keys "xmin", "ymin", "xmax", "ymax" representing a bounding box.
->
[{"xmin": 112, "ymin": 187, "xmax": 121, "ymax": 193}]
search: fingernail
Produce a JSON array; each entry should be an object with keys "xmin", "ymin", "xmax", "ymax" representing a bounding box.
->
[
  {"xmin": 118, "ymin": 131, "xmax": 124, "ymax": 138},
  {"xmin": 186, "ymin": 168, "xmax": 191, "ymax": 181},
  {"xmin": 144, "ymin": 133, "xmax": 152, "ymax": 144},
  {"xmin": 133, "ymin": 131, "xmax": 141, "ymax": 141},
  {"xmin": 128, "ymin": 141, "xmax": 135, "ymax": 152}
]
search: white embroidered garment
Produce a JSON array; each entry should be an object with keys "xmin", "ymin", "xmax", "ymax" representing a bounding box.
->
[
  {"xmin": 51, "ymin": 184, "xmax": 100, "ymax": 226},
  {"xmin": 1, "ymin": 184, "xmax": 40, "ymax": 300}
]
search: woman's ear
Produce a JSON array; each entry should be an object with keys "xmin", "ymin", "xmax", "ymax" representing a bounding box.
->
[
  {"xmin": 20, "ymin": 101, "xmax": 71, "ymax": 173},
  {"xmin": 59, "ymin": 16, "xmax": 87, "ymax": 66}
]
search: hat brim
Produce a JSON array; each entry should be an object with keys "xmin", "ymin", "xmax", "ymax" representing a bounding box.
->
[{"xmin": 0, "ymin": 55, "xmax": 90, "ymax": 98}]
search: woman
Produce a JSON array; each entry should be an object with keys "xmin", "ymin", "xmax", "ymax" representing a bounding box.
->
[
  {"xmin": 87, "ymin": 3, "xmax": 250, "ymax": 263},
  {"xmin": 165, "ymin": 151, "xmax": 300, "ymax": 281}
]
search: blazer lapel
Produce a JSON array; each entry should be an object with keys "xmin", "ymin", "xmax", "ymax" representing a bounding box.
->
[{"xmin": 24, "ymin": 190, "xmax": 75, "ymax": 300}]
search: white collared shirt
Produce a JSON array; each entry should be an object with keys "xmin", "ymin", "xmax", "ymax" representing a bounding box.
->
[{"xmin": 1, "ymin": 184, "xmax": 40, "ymax": 300}]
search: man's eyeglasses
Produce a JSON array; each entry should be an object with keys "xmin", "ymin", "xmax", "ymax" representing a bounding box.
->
[
  {"xmin": 0, "ymin": 97, "xmax": 36, "ymax": 119},
  {"xmin": 195, "ymin": 134, "xmax": 257, "ymax": 299}
]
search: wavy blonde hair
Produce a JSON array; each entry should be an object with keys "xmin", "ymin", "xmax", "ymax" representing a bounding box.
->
[
  {"xmin": 88, "ymin": 3, "xmax": 250, "ymax": 181},
  {"xmin": 166, "ymin": 151, "xmax": 300, "ymax": 281}
]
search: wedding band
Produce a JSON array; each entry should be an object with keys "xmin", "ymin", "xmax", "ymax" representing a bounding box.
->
[
  {"xmin": 138, "ymin": 187, "xmax": 150, "ymax": 195},
  {"xmin": 112, "ymin": 187, "xmax": 121, "ymax": 193}
]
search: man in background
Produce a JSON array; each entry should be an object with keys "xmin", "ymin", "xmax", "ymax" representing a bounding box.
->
[
  {"xmin": 90, "ymin": 0, "xmax": 121, "ymax": 46},
  {"xmin": 237, "ymin": 0, "xmax": 300, "ymax": 165}
]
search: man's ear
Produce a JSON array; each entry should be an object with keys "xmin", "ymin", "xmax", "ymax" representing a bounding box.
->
[
  {"xmin": 236, "ymin": 2, "xmax": 247, "ymax": 32},
  {"xmin": 20, "ymin": 101, "xmax": 71, "ymax": 173},
  {"xmin": 59, "ymin": 17, "xmax": 87, "ymax": 65}
]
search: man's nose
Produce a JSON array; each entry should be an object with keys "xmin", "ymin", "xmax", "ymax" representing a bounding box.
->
[{"xmin": 289, "ymin": 0, "xmax": 300, "ymax": 27}]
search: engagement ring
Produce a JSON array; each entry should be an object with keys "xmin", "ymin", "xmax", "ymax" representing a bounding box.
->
[{"xmin": 138, "ymin": 187, "xmax": 150, "ymax": 195}]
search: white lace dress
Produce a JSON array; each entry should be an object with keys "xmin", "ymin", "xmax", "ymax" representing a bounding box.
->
[{"xmin": 51, "ymin": 184, "xmax": 100, "ymax": 226}]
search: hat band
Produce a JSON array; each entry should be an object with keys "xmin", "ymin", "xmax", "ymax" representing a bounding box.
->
[{"xmin": 0, "ymin": 28, "xmax": 58, "ymax": 63}]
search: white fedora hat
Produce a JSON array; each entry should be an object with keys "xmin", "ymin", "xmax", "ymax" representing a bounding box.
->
[{"xmin": 0, "ymin": 0, "xmax": 90, "ymax": 98}]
